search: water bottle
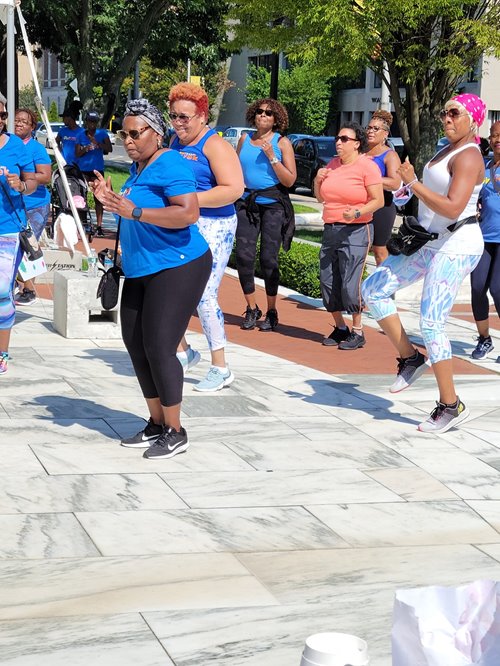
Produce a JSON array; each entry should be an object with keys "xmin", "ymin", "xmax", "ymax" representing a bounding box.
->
[
  {"xmin": 104, "ymin": 251, "xmax": 113, "ymax": 270},
  {"xmin": 87, "ymin": 249, "xmax": 98, "ymax": 277}
]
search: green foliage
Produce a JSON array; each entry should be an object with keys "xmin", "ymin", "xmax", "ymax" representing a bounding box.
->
[
  {"xmin": 18, "ymin": 83, "xmax": 37, "ymax": 111},
  {"xmin": 231, "ymin": 0, "xmax": 500, "ymax": 169},
  {"xmin": 278, "ymin": 241, "xmax": 321, "ymax": 298},
  {"xmin": 247, "ymin": 64, "xmax": 332, "ymax": 135},
  {"xmin": 47, "ymin": 101, "xmax": 59, "ymax": 122}
]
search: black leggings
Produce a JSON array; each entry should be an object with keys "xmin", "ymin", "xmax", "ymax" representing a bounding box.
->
[
  {"xmin": 120, "ymin": 251, "xmax": 212, "ymax": 407},
  {"xmin": 372, "ymin": 203, "xmax": 396, "ymax": 247},
  {"xmin": 235, "ymin": 202, "xmax": 284, "ymax": 297},
  {"xmin": 471, "ymin": 242, "xmax": 500, "ymax": 321}
]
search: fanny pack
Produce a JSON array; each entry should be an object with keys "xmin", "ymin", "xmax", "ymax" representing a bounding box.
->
[{"xmin": 387, "ymin": 215, "xmax": 477, "ymax": 257}]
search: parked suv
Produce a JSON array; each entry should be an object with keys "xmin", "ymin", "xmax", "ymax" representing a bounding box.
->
[
  {"xmin": 221, "ymin": 126, "xmax": 254, "ymax": 148},
  {"xmin": 292, "ymin": 136, "xmax": 337, "ymax": 192}
]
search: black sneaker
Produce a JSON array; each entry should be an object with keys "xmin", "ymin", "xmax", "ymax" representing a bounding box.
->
[
  {"xmin": 259, "ymin": 309, "xmax": 279, "ymax": 331},
  {"xmin": 471, "ymin": 335, "xmax": 494, "ymax": 360},
  {"xmin": 338, "ymin": 330, "xmax": 365, "ymax": 350},
  {"xmin": 96, "ymin": 226, "xmax": 105, "ymax": 237},
  {"xmin": 240, "ymin": 306, "xmax": 262, "ymax": 330},
  {"xmin": 143, "ymin": 426, "xmax": 189, "ymax": 460},
  {"xmin": 15, "ymin": 289, "xmax": 37, "ymax": 306},
  {"xmin": 120, "ymin": 417, "xmax": 163, "ymax": 448},
  {"xmin": 322, "ymin": 326, "xmax": 350, "ymax": 347},
  {"xmin": 390, "ymin": 349, "xmax": 429, "ymax": 393}
]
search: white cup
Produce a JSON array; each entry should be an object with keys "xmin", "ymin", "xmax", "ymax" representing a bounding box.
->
[{"xmin": 300, "ymin": 632, "xmax": 369, "ymax": 666}]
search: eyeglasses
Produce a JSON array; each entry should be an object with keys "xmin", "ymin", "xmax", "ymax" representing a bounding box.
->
[
  {"xmin": 255, "ymin": 108, "xmax": 274, "ymax": 117},
  {"xmin": 439, "ymin": 108, "xmax": 466, "ymax": 121},
  {"xmin": 116, "ymin": 126, "xmax": 152, "ymax": 141},
  {"xmin": 168, "ymin": 112, "xmax": 198, "ymax": 123},
  {"xmin": 15, "ymin": 119, "xmax": 32, "ymax": 126},
  {"xmin": 335, "ymin": 135, "xmax": 358, "ymax": 143},
  {"xmin": 0, "ymin": 112, "xmax": 8, "ymax": 120},
  {"xmin": 365, "ymin": 125, "xmax": 387, "ymax": 132}
]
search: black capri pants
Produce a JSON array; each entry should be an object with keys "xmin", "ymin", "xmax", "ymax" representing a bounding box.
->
[
  {"xmin": 372, "ymin": 202, "xmax": 396, "ymax": 247},
  {"xmin": 235, "ymin": 202, "xmax": 284, "ymax": 297},
  {"xmin": 121, "ymin": 250, "xmax": 212, "ymax": 407},
  {"xmin": 471, "ymin": 241, "xmax": 500, "ymax": 321}
]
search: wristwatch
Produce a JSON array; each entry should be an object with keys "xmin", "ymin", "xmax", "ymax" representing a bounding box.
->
[
  {"xmin": 132, "ymin": 207, "xmax": 143, "ymax": 221},
  {"xmin": 354, "ymin": 209, "xmax": 361, "ymax": 219},
  {"xmin": 269, "ymin": 157, "xmax": 279, "ymax": 165}
]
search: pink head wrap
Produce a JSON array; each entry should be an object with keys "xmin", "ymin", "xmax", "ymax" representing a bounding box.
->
[{"xmin": 451, "ymin": 93, "xmax": 486, "ymax": 128}]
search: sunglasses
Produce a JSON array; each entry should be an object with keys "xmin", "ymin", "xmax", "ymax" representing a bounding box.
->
[
  {"xmin": 365, "ymin": 125, "xmax": 387, "ymax": 132},
  {"xmin": 255, "ymin": 108, "xmax": 274, "ymax": 117},
  {"xmin": 0, "ymin": 112, "xmax": 8, "ymax": 121},
  {"xmin": 439, "ymin": 108, "xmax": 466, "ymax": 120},
  {"xmin": 117, "ymin": 126, "xmax": 152, "ymax": 141},
  {"xmin": 168, "ymin": 112, "xmax": 198, "ymax": 123},
  {"xmin": 335, "ymin": 135, "xmax": 358, "ymax": 143}
]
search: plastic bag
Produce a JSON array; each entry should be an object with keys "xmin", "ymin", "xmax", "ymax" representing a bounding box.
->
[{"xmin": 392, "ymin": 580, "xmax": 500, "ymax": 665}]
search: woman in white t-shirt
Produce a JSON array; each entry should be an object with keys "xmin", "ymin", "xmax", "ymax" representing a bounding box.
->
[{"xmin": 362, "ymin": 93, "xmax": 486, "ymax": 434}]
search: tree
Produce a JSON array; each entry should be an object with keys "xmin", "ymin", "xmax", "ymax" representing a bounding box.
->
[
  {"xmin": 47, "ymin": 100, "xmax": 58, "ymax": 121},
  {"xmin": 21, "ymin": 0, "xmax": 230, "ymax": 125},
  {"xmin": 231, "ymin": 0, "xmax": 500, "ymax": 171},
  {"xmin": 247, "ymin": 64, "xmax": 333, "ymax": 134},
  {"xmin": 18, "ymin": 83, "xmax": 37, "ymax": 110}
]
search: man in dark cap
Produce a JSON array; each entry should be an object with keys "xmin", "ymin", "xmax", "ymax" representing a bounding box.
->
[{"xmin": 75, "ymin": 111, "xmax": 112, "ymax": 236}]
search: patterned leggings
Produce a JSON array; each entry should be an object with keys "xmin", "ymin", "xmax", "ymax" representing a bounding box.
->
[
  {"xmin": 0, "ymin": 233, "xmax": 21, "ymax": 331},
  {"xmin": 362, "ymin": 248, "xmax": 481, "ymax": 364},
  {"xmin": 197, "ymin": 214, "xmax": 237, "ymax": 351}
]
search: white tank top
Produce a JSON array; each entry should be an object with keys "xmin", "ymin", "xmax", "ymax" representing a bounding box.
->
[{"xmin": 418, "ymin": 143, "xmax": 483, "ymax": 254}]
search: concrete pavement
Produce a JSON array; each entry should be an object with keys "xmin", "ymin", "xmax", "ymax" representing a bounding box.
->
[{"xmin": 1, "ymin": 283, "xmax": 500, "ymax": 665}]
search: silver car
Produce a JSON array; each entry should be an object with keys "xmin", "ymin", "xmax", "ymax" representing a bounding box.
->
[
  {"xmin": 221, "ymin": 126, "xmax": 254, "ymax": 149},
  {"xmin": 35, "ymin": 122, "xmax": 67, "ymax": 147}
]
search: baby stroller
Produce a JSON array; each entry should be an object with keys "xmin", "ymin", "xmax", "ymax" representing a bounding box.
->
[{"xmin": 50, "ymin": 163, "xmax": 95, "ymax": 242}]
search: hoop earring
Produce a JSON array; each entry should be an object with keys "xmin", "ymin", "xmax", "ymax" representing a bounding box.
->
[{"xmin": 157, "ymin": 139, "xmax": 162, "ymax": 149}]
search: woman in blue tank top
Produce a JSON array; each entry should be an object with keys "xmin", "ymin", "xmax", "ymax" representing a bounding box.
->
[
  {"xmin": 365, "ymin": 110, "xmax": 401, "ymax": 265},
  {"xmin": 169, "ymin": 83, "xmax": 244, "ymax": 392},
  {"xmin": 235, "ymin": 98, "xmax": 296, "ymax": 332}
]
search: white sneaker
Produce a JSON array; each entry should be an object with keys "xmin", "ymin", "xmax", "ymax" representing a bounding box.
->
[
  {"xmin": 390, "ymin": 350, "xmax": 430, "ymax": 393},
  {"xmin": 418, "ymin": 398, "xmax": 470, "ymax": 434},
  {"xmin": 194, "ymin": 367, "xmax": 234, "ymax": 392},
  {"xmin": 177, "ymin": 347, "xmax": 201, "ymax": 374}
]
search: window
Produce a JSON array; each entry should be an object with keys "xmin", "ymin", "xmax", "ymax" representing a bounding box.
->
[
  {"xmin": 373, "ymin": 72, "xmax": 382, "ymax": 89},
  {"xmin": 488, "ymin": 110, "xmax": 500, "ymax": 124},
  {"xmin": 248, "ymin": 55, "xmax": 273, "ymax": 72}
]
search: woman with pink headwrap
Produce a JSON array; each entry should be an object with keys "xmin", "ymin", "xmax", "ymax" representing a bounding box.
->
[{"xmin": 362, "ymin": 93, "xmax": 486, "ymax": 433}]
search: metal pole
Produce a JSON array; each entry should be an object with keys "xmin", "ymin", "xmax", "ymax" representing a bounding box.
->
[
  {"xmin": 269, "ymin": 53, "xmax": 279, "ymax": 99},
  {"xmin": 380, "ymin": 61, "xmax": 390, "ymax": 111},
  {"xmin": 6, "ymin": 0, "xmax": 14, "ymax": 131},
  {"xmin": 187, "ymin": 58, "xmax": 191, "ymax": 82}
]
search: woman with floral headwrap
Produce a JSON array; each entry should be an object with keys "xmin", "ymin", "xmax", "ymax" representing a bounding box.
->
[
  {"xmin": 362, "ymin": 93, "xmax": 486, "ymax": 434},
  {"xmin": 91, "ymin": 99, "xmax": 212, "ymax": 460}
]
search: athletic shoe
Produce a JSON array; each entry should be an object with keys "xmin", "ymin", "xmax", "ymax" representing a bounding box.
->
[
  {"xmin": 240, "ymin": 306, "xmax": 262, "ymax": 330},
  {"xmin": 194, "ymin": 366, "xmax": 235, "ymax": 392},
  {"xmin": 322, "ymin": 326, "xmax": 350, "ymax": 347},
  {"xmin": 0, "ymin": 352, "xmax": 8, "ymax": 375},
  {"xmin": 390, "ymin": 350, "xmax": 429, "ymax": 393},
  {"xmin": 143, "ymin": 426, "xmax": 189, "ymax": 460},
  {"xmin": 177, "ymin": 346, "xmax": 201, "ymax": 373},
  {"xmin": 471, "ymin": 335, "xmax": 494, "ymax": 360},
  {"xmin": 418, "ymin": 398, "xmax": 470, "ymax": 434},
  {"xmin": 96, "ymin": 227, "xmax": 105, "ymax": 237},
  {"xmin": 15, "ymin": 289, "xmax": 37, "ymax": 306},
  {"xmin": 338, "ymin": 330, "xmax": 365, "ymax": 350},
  {"xmin": 259, "ymin": 309, "xmax": 279, "ymax": 331},
  {"xmin": 120, "ymin": 417, "xmax": 163, "ymax": 448}
]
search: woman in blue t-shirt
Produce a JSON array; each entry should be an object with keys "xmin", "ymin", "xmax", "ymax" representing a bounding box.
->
[
  {"xmin": 91, "ymin": 99, "xmax": 211, "ymax": 460},
  {"xmin": 14, "ymin": 108, "xmax": 52, "ymax": 306},
  {"xmin": 235, "ymin": 98, "xmax": 296, "ymax": 332},
  {"xmin": 0, "ymin": 95, "xmax": 37, "ymax": 375},
  {"xmin": 470, "ymin": 120, "xmax": 500, "ymax": 360}
]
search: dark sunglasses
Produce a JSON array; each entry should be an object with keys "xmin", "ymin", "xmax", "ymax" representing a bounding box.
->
[
  {"xmin": 335, "ymin": 135, "xmax": 358, "ymax": 143},
  {"xmin": 168, "ymin": 112, "xmax": 198, "ymax": 122},
  {"xmin": 117, "ymin": 126, "xmax": 152, "ymax": 141},
  {"xmin": 439, "ymin": 108, "xmax": 465, "ymax": 120},
  {"xmin": 0, "ymin": 112, "xmax": 8, "ymax": 121},
  {"xmin": 255, "ymin": 108, "xmax": 274, "ymax": 117}
]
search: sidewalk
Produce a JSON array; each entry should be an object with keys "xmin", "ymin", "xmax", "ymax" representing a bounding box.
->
[{"xmin": 1, "ymin": 278, "xmax": 500, "ymax": 665}]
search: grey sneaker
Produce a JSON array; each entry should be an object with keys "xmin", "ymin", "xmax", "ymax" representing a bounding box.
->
[
  {"xmin": 241, "ymin": 306, "xmax": 262, "ymax": 330},
  {"xmin": 471, "ymin": 335, "xmax": 494, "ymax": 360},
  {"xmin": 15, "ymin": 289, "xmax": 37, "ymax": 306},
  {"xmin": 338, "ymin": 330, "xmax": 365, "ymax": 350},
  {"xmin": 143, "ymin": 426, "xmax": 189, "ymax": 460},
  {"xmin": 121, "ymin": 417, "xmax": 163, "ymax": 448},
  {"xmin": 418, "ymin": 398, "xmax": 470, "ymax": 434},
  {"xmin": 390, "ymin": 350, "xmax": 430, "ymax": 393}
]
